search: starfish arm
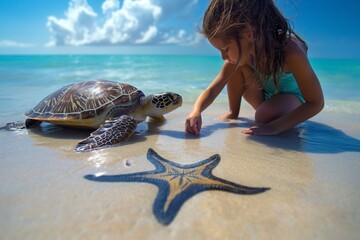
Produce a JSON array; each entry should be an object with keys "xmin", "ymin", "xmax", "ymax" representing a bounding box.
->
[
  {"xmin": 146, "ymin": 148, "xmax": 170, "ymax": 172},
  {"xmin": 152, "ymin": 185, "xmax": 201, "ymax": 225},
  {"xmin": 203, "ymin": 176, "xmax": 270, "ymax": 194},
  {"xmin": 200, "ymin": 154, "xmax": 270, "ymax": 194},
  {"xmin": 151, "ymin": 184, "xmax": 174, "ymax": 225},
  {"xmin": 200, "ymin": 154, "xmax": 221, "ymax": 175}
]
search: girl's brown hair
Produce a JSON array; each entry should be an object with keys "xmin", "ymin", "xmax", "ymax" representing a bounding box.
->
[{"xmin": 202, "ymin": 0, "xmax": 306, "ymax": 87}]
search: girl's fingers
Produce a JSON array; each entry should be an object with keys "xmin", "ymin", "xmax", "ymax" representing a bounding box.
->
[
  {"xmin": 185, "ymin": 119, "xmax": 193, "ymax": 133},
  {"xmin": 185, "ymin": 118, "xmax": 201, "ymax": 135},
  {"xmin": 241, "ymin": 128, "xmax": 254, "ymax": 135}
]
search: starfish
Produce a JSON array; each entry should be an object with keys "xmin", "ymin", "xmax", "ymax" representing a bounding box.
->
[{"xmin": 84, "ymin": 148, "xmax": 270, "ymax": 225}]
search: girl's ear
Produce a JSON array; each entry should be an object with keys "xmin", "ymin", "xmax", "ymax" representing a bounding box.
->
[{"xmin": 244, "ymin": 25, "xmax": 254, "ymax": 41}]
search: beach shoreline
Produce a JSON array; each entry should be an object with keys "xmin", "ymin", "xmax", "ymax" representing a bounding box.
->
[{"xmin": 1, "ymin": 103, "xmax": 359, "ymax": 239}]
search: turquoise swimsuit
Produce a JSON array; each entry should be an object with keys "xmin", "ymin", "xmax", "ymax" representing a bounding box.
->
[{"xmin": 263, "ymin": 72, "xmax": 305, "ymax": 103}]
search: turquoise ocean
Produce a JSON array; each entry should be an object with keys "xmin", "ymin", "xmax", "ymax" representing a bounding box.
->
[{"xmin": 0, "ymin": 55, "xmax": 359, "ymax": 124}]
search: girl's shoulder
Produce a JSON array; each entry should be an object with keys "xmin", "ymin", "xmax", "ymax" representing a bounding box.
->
[
  {"xmin": 285, "ymin": 34, "xmax": 308, "ymax": 56},
  {"xmin": 283, "ymin": 35, "xmax": 309, "ymax": 72}
]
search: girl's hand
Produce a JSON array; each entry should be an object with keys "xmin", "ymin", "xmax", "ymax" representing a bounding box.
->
[
  {"xmin": 241, "ymin": 124, "xmax": 279, "ymax": 136},
  {"xmin": 185, "ymin": 113, "xmax": 202, "ymax": 136}
]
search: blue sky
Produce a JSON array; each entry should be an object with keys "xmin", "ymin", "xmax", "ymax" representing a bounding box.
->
[{"xmin": 0, "ymin": 0, "xmax": 359, "ymax": 58}]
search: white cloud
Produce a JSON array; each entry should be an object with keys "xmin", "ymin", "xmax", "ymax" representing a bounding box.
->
[
  {"xmin": 46, "ymin": 0, "xmax": 204, "ymax": 47},
  {"xmin": 135, "ymin": 26, "xmax": 158, "ymax": 44},
  {"xmin": 161, "ymin": 30, "xmax": 186, "ymax": 44},
  {"xmin": 0, "ymin": 40, "xmax": 33, "ymax": 48},
  {"xmin": 102, "ymin": 0, "xmax": 120, "ymax": 14},
  {"xmin": 161, "ymin": 30, "xmax": 204, "ymax": 46},
  {"xmin": 47, "ymin": 0, "xmax": 98, "ymax": 46}
]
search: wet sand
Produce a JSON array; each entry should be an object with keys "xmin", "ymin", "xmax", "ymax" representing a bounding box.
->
[{"xmin": 1, "ymin": 103, "xmax": 359, "ymax": 239}]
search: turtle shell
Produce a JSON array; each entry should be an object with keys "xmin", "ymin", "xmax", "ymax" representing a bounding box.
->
[{"xmin": 25, "ymin": 80, "xmax": 145, "ymax": 128}]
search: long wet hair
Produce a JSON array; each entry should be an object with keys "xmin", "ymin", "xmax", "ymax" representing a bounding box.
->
[{"xmin": 202, "ymin": 0, "xmax": 307, "ymax": 88}]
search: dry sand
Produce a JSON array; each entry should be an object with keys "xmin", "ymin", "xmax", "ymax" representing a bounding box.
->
[{"xmin": 1, "ymin": 103, "xmax": 359, "ymax": 240}]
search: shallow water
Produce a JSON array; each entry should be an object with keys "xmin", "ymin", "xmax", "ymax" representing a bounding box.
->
[{"xmin": 0, "ymin": 55, "xmax": 360, "ymax": 124}]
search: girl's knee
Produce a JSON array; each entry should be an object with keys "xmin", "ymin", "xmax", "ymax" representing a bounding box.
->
[
  {"xmin": 255, "ymin": 106, "xmax": 275, "ymax": 124},
  {"xmin": 254, "ymin": 110, "xmax": 264, "ymax": 124},
  {"xmin": 255, "ymin": 94, "xmax": 302, "ymax": 124}
]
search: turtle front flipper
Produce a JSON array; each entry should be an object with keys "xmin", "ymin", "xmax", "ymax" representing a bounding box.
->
[{"xmin": 75, "ymin": 115, "xmax": 137, "ymax": 152}]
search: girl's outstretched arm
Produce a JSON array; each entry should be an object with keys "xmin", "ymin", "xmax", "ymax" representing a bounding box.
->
[{"xmin": 185, "ymin": 61, "xmax": 235, "ymax": 135}]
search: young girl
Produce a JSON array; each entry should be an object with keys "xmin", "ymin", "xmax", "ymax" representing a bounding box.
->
[{"xmin": 185, "ymin": 0, "xmax": 324, "ymax": 136}]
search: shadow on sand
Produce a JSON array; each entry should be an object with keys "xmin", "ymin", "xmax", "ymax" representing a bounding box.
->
[{"xmin": 158, "ymin": 117, "xmax": 360, "ymax": 154}]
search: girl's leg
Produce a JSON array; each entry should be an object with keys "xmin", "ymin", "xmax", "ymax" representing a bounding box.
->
[
  {"xmin": 221, "ymin": 66, "xmax": 263, "ymax": 120},
  {"xmin": 255, "ymin": 94, "xmax": 302, "ymax": 124},
  {"xmin": 242, "ymin": 79, "xmax": 263, "ymax": 109},
  {"xmin": 223, "ymin": 72, "xmax": 243, "ymax": 119}
]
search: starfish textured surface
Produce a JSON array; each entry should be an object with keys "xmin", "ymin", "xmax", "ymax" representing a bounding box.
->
[{"xmin": 84, "ymin": 148, "xmax": 270, "ymax": 225}]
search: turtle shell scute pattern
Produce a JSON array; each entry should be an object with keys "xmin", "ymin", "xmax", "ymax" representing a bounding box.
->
[{"xmin": 25, "ymin": 80, "xmax": 145, "ymax": 120}]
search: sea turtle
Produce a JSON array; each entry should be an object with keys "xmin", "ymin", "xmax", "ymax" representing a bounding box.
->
[{"xmin": 5, "ymin": 80, "xmax": 182, "ymax": 152}]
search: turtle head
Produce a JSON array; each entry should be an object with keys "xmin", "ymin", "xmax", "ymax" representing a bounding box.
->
[{"xmin": 143, "ymin": 92, "xmax": 182, "ymax": 120}]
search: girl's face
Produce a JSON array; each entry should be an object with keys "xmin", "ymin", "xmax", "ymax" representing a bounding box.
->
[{"xmin": 209, "ymin": 36, "xmax": 252, "ymax": 67}]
